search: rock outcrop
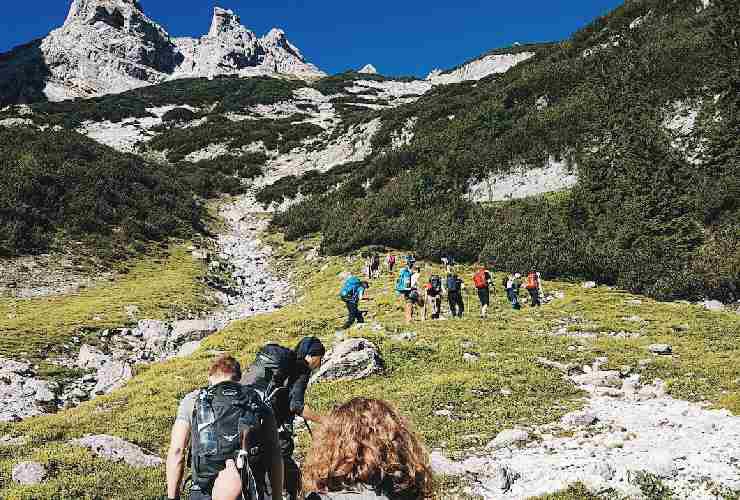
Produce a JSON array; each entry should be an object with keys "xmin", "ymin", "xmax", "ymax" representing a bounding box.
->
[
  {"xmin": 0, "ymin": 357, "xmax": 57, "ymax": 422},
  {"xmin": 426, "ymin": 52, "xmax": 534, "ymax": 86},
  {"xmin": 310, "ymin": 338, "xmax": 384, "ymax": 384},
  {"xmin": 0, "ymin": 1, "xmax": 325, "ymax": 103}
]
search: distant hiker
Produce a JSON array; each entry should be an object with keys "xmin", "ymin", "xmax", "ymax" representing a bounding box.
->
[
  {"xmin": 302, "ymin": 398, "xmax": 433, "ymax": 499},
  {"xmin": 441, "ymin": 254, "xmax": 454, "ymax": 273},
  {"xmin": 423, "ymin": 274, "xmax": 443, "ymax": 320},
  {"xmin": 472, "ymin": 266, "xmax": 493, "ymax": 318},
  {"xmin": 505, "ymin": 273, "xmax": 522, "ymax": 310},
  {"xmin": 370, "ymin": 254, "xmax": 380, "ymax": 279},
  {"xmin": 386, "ymin": 253, "xmax": 396, "ymax": 273},
  {"xmin": 525, "ymin": 270, "xmax": 542, "ymax": 307},
  {"xmin": 395, "ymin": 264, "xmax": 413, "ymax": 323},
  {"xmin": 445, "ymin": 272, "xmax": 464, "ymax": 318},
  {"xmin": 166, "ymin": 355, "xmax": 284, "ymax": 500},
  {"xmin": 340, "ymin": 275, "xmax": 370, "ymax": 329},
  {"xmin": 241, "ymin": 337, "xmax": 326, "ymax": 500},
  {"xmin": 405, "ymin": 254, "xmax": 416, "ymax": 270}
]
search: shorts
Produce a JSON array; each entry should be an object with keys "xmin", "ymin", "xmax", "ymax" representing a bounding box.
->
[
  {"xmin": 477, "ymin": 287, "xmax": 490, "ymax": 306},
  {"xmin": 189, "ymin": 491, "xmax": 212, "ymax": 500}
]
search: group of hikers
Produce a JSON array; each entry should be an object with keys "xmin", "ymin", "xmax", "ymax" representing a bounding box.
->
[
  {"xmin": 166, "ymin": 339, "xmax": 432, "ymax": 500},
  {"xmin": 343, "ymin": 253, "xmax": 546, "ymax": 327},
  {"xmin": 165, "ymin": 252, "xmax": 545, "ymax": 500}
]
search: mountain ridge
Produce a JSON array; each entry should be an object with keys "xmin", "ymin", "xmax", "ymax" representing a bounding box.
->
[{"xmin": 0, "ymin": 0, "xmax": 325, "ymax": 103}]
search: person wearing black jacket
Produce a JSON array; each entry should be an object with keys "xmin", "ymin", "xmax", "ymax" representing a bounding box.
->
[{"xmin": 241, "ymin": 336, "xmax": 326, "ymax": 500}]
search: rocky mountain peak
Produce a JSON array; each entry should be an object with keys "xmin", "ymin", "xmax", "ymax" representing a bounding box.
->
[
  {"xmin": 0, "ymin": 0, "xmax": 325, "ymax": 103},
  {"xmin": 358, "ymin": 64, "xmax": 378, "ymax": 75},
  {"xmin": 209, "ymin": 7, "xmax": 244, "ymax": 37}
]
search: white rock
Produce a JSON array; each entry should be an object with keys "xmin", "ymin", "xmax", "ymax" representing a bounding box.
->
[
  {"xmin": 309, "ymin": 338, "xmax": 383, "ymax": 384},
  {"xmin": 487, "ymin": 429, "xmax": 529, "ymax": 449},
  {"xmin": 582, "ymin": 281, "xmax": 597, "ymax": 289},
  {"xmin": 700, "ymin": 300, "xmax": 725, "ymax": 311},
  {"xmin": 648, "ymin": 344, "xmax": 672, "ymax": 355},
  {"xmin": 427, "ymin": 52, "xmax": 534, "ymax": 85},
  {"xmin": 71, "ymin": 435, "xmax": 163, "ymax": 468},
  {"xmin": 561, "ymin": 411, "xmax": 598, "ymax": 428},
  {"xmin": 12, "ymin": 461, "xmax": 47, "ymax": 485}
]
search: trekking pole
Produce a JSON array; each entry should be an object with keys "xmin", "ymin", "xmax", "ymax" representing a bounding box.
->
[{"xmin": 304, "ymin": 419, "xmax": 313, "ymax": 439}]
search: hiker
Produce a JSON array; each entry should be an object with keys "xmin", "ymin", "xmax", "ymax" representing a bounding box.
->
[
  {"xmin": 339, "ymin": 275, "xmax": 370, "ymax": 329},
  {"xmin": 525, "ymin": 270, "xmax": 542, "ymax": 307},
  {"xmin": 302, "ymin": 398, "xmax": 433, "ymax": 499},
  {"xmin": 472, "ymin": 266, "xmax": 493, "ymax": 318},
  {"xmin": 505, "ymin": 273, "xmax": 522, "ymax": 310},
  {"xmin": 386, "ymin": 253, "xmax": 396, "ymax": 274},
  {"xmin": 423, "ymin": 274, "xmax": 443, "ymax": 320},
  {"xmin": 395, "ymin": 263, "xmax": 414, "ymax": 323},
  {"xmin": 405, "ymin": 254, "xmax": 416, "ymax": 271},
  {"xmin": 441, "ymin": 254, "xmax": 454, "ymax": 273},
  {"xmin": 445, "ymin": 272, "xmax": 464, "ymax": 318},
  {"xmin": 370, "ymin": 254, "xmax": 380, "ymax": 279},
  {"xmin": 240, "ymin": 337, "xmax": 326, "ymax": 500},
  {"xmin": 166, "ymin": 354, "xmax": 284, "ymax": 500}
]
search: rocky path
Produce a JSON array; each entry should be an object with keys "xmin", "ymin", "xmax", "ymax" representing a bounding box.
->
[
  {"xmin": 1, "ymin": 196, "xmax": 291, "ymax": 421},
  {"xmin": 432, "ymin": 358, "xmax": 740, "ymax": 499}
]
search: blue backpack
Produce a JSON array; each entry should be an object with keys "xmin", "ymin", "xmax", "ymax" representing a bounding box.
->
[
  {"xmin": 340, "ymin": 276, "xmax": 362, "ymax": 301},
  {"xmin": 395, "ymin": 267, "xmax": 412, "ymax": 293}
]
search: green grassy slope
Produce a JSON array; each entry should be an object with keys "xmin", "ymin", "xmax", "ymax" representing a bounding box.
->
[{"xmin": 1, "ymin": 231, "xmax": 737, "ymax": 499}]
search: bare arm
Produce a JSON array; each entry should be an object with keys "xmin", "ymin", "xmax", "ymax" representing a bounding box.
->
[
  {"xmin": 166, "ymin": 421, "xmax": 190, "ymax": 499},
  {"xmin": 262, "ymin": 410, "xmax": 284, "ymax": 499}
]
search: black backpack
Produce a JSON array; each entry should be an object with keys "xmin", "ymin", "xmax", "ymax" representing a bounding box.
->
[
  {"xmin": 190, "ymin": 381, "xmax": 267, "ymax": 493},
  {"xmin": 447, "ymin": 275, "xmax": 460, "ymax": 293},
  {"xmin": 252, "ymin": 345, "xmax": 296, "ymax": 426}
]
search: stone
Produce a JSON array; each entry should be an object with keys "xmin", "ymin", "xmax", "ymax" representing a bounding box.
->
[
  {"xmin": 391, "ymin": 331, "xmax": 416, "ymax": 342},
  {"xmin": 571, "ymin": 370, "xmax": 621, "ymax": 388},
  {"xmin": 175, "ymin": 340, "xmax": 201, "ymax": 358},
  {"xmin": 71, "ymin": 435, "xmax": 163, "ymax": 468},
  {"xmin": 93, "ymin": 359, "xmax": 133, "ymax": 395},
  {"xmin": 482, "ymin": 462, "xmax": 519, "ymax": 493},
  {"xmin": 124, "ymin": 304, "xmax": 140, "ymax": 320},
  {"xmin": 535, "ymin": 357, "xmax": 581, "ymax": 375},
  {"xmin": 582, "ymin": 281, "xmax": 597, "ymax": 289},
  {"xmin": 310, "ymin": 338, "xmax": 383, "ymax": 384},
  {"xmin": 434, "ymin": 409, "xmax": 453, "ymax": 417},
  {"xmin": 594, "ymin": 461, "xmax": 616, "ymax": 480},
  {"xmin": 77, "ymin": 344, "xmax": 109, "ymax": 370},
  {"xmin": 700, "ymin": 299, "xmax": 725, "ymax": 311},
  {"xmin": 30, "ymin": 380, "xmax": 56, "ymax": 403},
  {"xmin": 12, "ymin": 461, "xmax": 47, "ymax": 485},
  {"xmin": 561, "ymin": 411, "xmax": 598, "ymax": 428},
  {"xmin": 487, "ymin": 429, "xmax": 529, "ymax": 449},
  {"xmin": 463, "ymin": 352, "xmax": 480, "ymax": 363},
  {"xmin": 647, "ymin": 450, "xmax": 677, "ymax": 478},
  {"xmin": 648, "ymin": 344, "xmax": 672, "ymax": 355}
]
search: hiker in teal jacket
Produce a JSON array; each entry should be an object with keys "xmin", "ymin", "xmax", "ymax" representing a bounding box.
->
[{"xmin": 340, "ymin": 276, "xmax": 369, "ymax": 329}]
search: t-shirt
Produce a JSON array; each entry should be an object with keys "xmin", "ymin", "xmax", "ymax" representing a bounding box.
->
[
  {"xmin": 410, "ymin": 272, "xmax": 420, "ymax": 289},
  {"xmin": 175, "ymin": 389, "xmax": 199, "ymax": 426}
]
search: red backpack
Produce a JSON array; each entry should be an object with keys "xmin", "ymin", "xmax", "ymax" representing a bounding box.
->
[{"xmin": 473, "ymin": 270, "xmax": 488, "ymax": 289}]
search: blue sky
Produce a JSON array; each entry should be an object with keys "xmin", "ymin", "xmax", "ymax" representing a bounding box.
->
[{"xmin": 0, "ymin": 0, "xmax": 624, "ymax": 77}]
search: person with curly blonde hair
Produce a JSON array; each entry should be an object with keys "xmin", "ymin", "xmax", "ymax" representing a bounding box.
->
[{"xmin": 302, "ymin": 398, "xmax": 433, "ymax": 499}]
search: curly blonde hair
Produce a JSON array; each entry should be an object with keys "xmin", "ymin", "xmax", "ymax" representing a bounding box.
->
[{"xmin": 301, "ymin": 398, "xmax": 432, "ymax": 498}]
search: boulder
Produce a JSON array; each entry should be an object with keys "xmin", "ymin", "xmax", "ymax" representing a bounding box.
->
[
  {"xmin": 481, "ymin": 462, "xmax": 519, "ymax": 493},
  {"xmin": 77, "ymin": 344, "xmax": 109, "ymax": 370},
  {"xmin": 561, "ymin": 410, "xmax": 598, "ymax": 428},
  {"xmin": 71, "ymin": 435, "xmax": 163, "ymax": 468},
  {"xmin": 463, "ymin": 352, "xmax": 480, "ymax": 363},
  {"xmin": 12, "ymin": 461, "xmax": 47, "ymax": 485},
  {"xmin": 700, "ymin": 300, "xmax": 724, "ymax": 311},
  {"xmin": 648, "ymin": 344, "xmax": 672, "ymax": 355},
  {"xmin": 175, "ymin": 340, "xmax": 202, "ymax": 358},
  {"xmin": 582, "ymin": 281, "xmax": 597, "ymax": 289},
  {"xmin": 310, "ymin": 338, "xmax": 383, "ymax": 384},
  {"xmin": 93, "ymin": 359, "xmax": 133, "ymax": 395},
  {"xmin": 486, "ymin": 429, "xmax": 529, "ymax": 449},
  {"xmin": 571, "ymin": 370, "xmax": 621, "ymax": 388}
]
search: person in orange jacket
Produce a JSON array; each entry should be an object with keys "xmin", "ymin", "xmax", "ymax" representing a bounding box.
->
[{"xmin": 525, "ymin": 269, "xmax": 542, "ymax": 307}]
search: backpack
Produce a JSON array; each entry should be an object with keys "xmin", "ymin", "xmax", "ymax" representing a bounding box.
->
[
  {"xmin": 371, "ymin": 255, "xmax": 380, "ymax": 268},
  {"xmin": 388, "ymin": 254, "xmax": 396, "ymax": 265},
  {"xmin": 473, "ymin": 270, "xmax": 488, "ymax": 289},
  {"xmin": 190, "ymin": 381, "xmax": 267, "ymax": 493},
  {"xmin": 447, "ymin": 275, "xmax": 460, "ymax": 293},
  {"xmin": 430, "ymin": 275, "xmax": 442, "ymax": 293},
  {"xmin": 526, "ymin": 272, "xmax": 540, "ymax": 290},
  {"xmin": 395, "ymin": 267, "xmax": 412, "ymax": 293},
  {"xmin": 340, "ymin": 276, "xmax": 362, "ymax": 301}
]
